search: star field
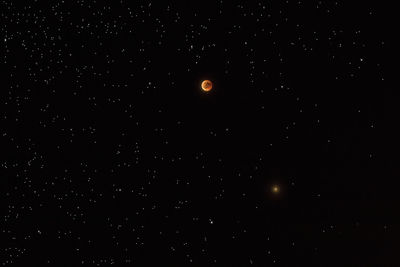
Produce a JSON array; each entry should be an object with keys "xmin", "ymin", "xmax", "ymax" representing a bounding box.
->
[{"xmin": 1, "ymin": 0, "xmax": 393, "ymax": 266}]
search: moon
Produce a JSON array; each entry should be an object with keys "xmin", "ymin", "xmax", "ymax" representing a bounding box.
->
[{"xmin": 201, "ymin": 80, "xmax": 212, "ymax": 92}]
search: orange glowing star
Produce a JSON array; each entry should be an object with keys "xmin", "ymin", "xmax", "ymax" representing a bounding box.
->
[{"xmin": 271, "ymin": 185, "xmax": 280, "ymax": 194}]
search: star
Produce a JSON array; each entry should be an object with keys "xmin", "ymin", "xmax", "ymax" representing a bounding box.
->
[{"xmin": 271, "ymin": 185, "xmax": 280, "ymax": 194}]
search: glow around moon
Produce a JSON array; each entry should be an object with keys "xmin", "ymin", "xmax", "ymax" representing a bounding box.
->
[{"xmin": 201, "ymin": 80, "xmax": 212, "ymax": 92}]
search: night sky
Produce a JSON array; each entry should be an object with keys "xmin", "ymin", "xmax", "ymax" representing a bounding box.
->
[{"xmin": 1, "ymin": 1, "xmax": 394, "ymax": 266}]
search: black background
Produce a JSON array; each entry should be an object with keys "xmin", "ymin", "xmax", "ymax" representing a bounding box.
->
[{"xmin": 1, "ymin": 0, "xmax": 394, "ymax": 266}]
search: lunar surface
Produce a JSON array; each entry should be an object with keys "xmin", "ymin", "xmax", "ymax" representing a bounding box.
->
[{"xmin": 201, "ymin": 80, "xmax": 212, "ymax": 91}]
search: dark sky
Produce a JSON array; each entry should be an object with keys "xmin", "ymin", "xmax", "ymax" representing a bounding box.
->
[{"xmin": 1, "ymin": 0, "xmax": 394, "ymax": 266}]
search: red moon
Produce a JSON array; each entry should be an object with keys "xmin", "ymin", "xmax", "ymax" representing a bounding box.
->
[{"xmin": 201, "ymin": 80, "xmax": 212, "ymax": 92}]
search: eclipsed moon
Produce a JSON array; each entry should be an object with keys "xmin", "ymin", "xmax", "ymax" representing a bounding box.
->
[{"xmin": 201, "ymin": 80, "xmax": 212, "ymax": 92}]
